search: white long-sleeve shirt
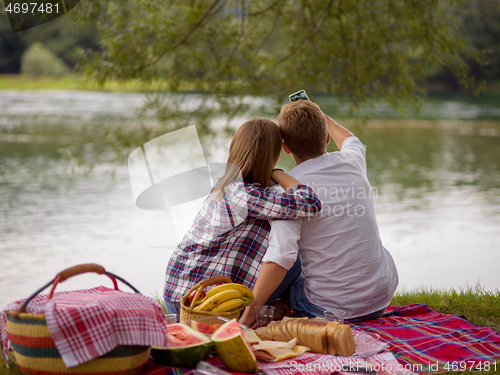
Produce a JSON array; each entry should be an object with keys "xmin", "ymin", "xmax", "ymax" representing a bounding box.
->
[{"xmin": 262, "ymin": 136, "xmax": 398, "ymax": 319}]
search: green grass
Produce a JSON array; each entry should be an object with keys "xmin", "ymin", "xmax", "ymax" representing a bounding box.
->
[
  {"xmin": 4, "ymin": 73, "xmax": 500, "ymax": 97},
  {"xmin": 0, "ymin": 74, "xmax": 157, "ymax": 92},
  {"xmin": 0, "ymin": 353, "xmax": 21, "ymax": 375},
  {"xmin": 391, "ymin": 285, "xmax": 500, "ymax": 333},
  {"xmin": 153, "ymin": 292, "xmax": 168, "ymax": 315}
]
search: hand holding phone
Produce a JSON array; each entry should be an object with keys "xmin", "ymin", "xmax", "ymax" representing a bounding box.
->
[{"xmin": 288, "ymin": 90, "xmax": 309, "ymax": 102}]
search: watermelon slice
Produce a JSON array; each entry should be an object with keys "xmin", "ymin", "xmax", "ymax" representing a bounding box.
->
[
  {"xmin": 211, "ymin": 319, "xmax": 257, "ymax": 373},
  {"xmin": 191, "ymin": 321, "xmax": 222, "ymax": 335},
  {"xmin": 151, "ymin": 323, "xmax": 213, "ymax": 368}
]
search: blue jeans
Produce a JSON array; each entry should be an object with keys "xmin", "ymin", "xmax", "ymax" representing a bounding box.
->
[
  {"xmin": 269, "ymin": 257, "xmax": 386, "ymax": 322},
  {"xmin": 164, "ymin": 299, "xmax": 182, "ymax": 316},
  {"xmin": 266, "ymin": 256, "xmax": 303, "ymax": 305}
]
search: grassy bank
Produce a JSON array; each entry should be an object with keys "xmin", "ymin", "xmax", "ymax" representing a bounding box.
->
[
  {"xmin": 1, "ymin": 287, "xmax": 499, "ymax": 374},
  {"xmin": 391, "ymin": 285, "xmax": 500, "ymax": 332},
  {"xmin": 0, "ymin": 74, "xmax": 153, "ymax": 92},
  {"xmin": 3, "ymin": 74, "xmax": 500, "ymax": 95}
]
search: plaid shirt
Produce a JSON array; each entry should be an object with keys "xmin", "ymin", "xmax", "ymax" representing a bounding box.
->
[{"xmin": 163, "ymin": 182, "xmax": 321, "ymax": 302}]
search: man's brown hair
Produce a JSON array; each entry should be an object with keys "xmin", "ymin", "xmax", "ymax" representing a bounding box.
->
[{"xmin": 278, "ymin": 100, "xmax": 328, "ymax": 159}]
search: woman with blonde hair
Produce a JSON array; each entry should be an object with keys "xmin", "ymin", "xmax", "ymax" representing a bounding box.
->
[{"xmin": 163, "ymin": 118, "xmax": 321, "ymax": 315}]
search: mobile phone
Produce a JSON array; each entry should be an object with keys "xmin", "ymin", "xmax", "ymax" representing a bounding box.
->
[{"xmin": 288, "ymin": 89, "xmax": 309, "ymax": 102}]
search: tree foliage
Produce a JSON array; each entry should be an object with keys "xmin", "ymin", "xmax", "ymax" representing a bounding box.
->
[
  {"xmin": 0, "ymin": 7, "xmax": 99, "ymax": 73},
  {"xmin": 70, "ymin": 0, "xmax": 486, "ymax": 163},
  {"xmin": 460, "ymin": 0, "xmax": 500, "ymax": 80},
  {"xmin": 0, "ymin": 6, "xmax": 27, "ymax": 73}
]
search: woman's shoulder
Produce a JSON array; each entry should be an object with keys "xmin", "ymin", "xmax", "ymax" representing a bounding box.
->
[
  {"xmin": 224, "ymin": 180, "xmax": 259, "ymax": 195},
  {"xmin": 220, "ymin": 181, "xmax": 272, "ymax": 208}
]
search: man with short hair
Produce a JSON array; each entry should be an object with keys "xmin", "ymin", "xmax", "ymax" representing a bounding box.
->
[{"xmin": 240, "ymin": 100, "xmax": 398, "ymax": 325}]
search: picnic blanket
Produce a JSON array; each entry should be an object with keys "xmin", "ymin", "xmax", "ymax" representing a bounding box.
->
[
  {"xmin": 141, "ymin": 356, "xmax": 256, "ymax": 375},
  {"xmin": 1, "ymin": 286, "xmax": 170, "ymax": 367},
  {"xmin": 351, "ymin": 304, "xmax": 500, "ymax": 372},
  {"xmin": 141, "ymin": 327, "xmax": 402, "ymax": 375},
  {"xmin": 141, "ymin": 304, "xmax": 500, "ymax": 375},
  {"xmin": 140, "ymin": 351, "xmax": 403, "ymax": 375}
]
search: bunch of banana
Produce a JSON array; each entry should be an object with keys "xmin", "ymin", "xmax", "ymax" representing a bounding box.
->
[{"xmin": 193, "ymin": 283, "xmax": 254, "ymax": 313}]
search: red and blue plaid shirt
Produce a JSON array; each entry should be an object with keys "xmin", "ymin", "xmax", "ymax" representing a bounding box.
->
[{"xmin": 163, "ymin": 181, "xmax": 321, "ymax": 302}]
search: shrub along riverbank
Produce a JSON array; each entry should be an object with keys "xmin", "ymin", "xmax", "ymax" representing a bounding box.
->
[
  {"xmin": 2, "ymin": 73, "xmax": 500, "ymax": 95},
  {"xmin": 1, "ymin": 286, "xmax": 499, "ymax": 374}
]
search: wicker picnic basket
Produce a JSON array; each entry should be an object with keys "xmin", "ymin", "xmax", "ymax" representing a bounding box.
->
[
  {"xmin": 6, "ymin": 264, "xmax": 152, "ymax": 375},
  {"xmin": 180, "ymin": 276, "xmax": 244, "ymax": 324}
]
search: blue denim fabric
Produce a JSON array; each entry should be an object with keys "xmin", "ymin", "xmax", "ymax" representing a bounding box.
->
[
  {"xmin": 266, "ymin": 257, "xmax": 325, "ymax": 318},
  {"xmin": 288, "ymin": 275, "xmax": 327, "ymax": 318},
  {"xmin": 164, "ymin": 299, "xmax": 182, "ymax": 316},
  {"xmin": 266, "ymin": 257, "xmax": 303, "ymax": 305},
  {"xmin": 345, "ymin": 308, "xmax": 386, "ymax": 323},
  {"xmin": 271, "ymin": 257, "xmax": 387, "ymax": 322}
]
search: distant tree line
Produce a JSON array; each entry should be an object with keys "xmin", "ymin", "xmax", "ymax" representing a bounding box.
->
[
  {"xmin": 460, "ymin": 0, "xmax": 500, "ymax": 82},
  {"xmin": 0, "ymin": 7, "xmax": 99, "ymax": 74},
  {"xmin": 2, "ymin": 0, "xmax": 498, "ymax": 168},
  {"xmin": 0, "ymin": 0, "xmax": 498, "ymax": 85}
]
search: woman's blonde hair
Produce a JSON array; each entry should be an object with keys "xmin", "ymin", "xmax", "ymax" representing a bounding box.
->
[{"xmin": 213, "ymin": 118, "xmax": 282, "ymax": 200}]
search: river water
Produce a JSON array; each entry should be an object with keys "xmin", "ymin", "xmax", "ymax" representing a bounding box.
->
[{"xmin": 1, "ymin": 90, "xmax": 499, "ymax": 308}]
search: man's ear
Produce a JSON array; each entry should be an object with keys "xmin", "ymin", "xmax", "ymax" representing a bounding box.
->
[
  {"xmin": 326, "ymin": 134, "xmax": 330, "ymax": 146},
  {"xmin": 283, "ymin": 142, "xmax": 291, "ymax": 155}
]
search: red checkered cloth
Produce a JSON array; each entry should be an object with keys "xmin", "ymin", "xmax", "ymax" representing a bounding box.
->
[
  {"xmin": 140, "ymin": 351, "xmax": 403, "ymax": 375},
  {"xmin": 138, "ymin": 303, "xmax": 500, "ymax": 375},
  {"xmin": 141, "ymin": 357, "xmax": 264, "ymax": 375},
  {"xmin": 351, "ymin": 304, "xmax": 500, "ymax": 372},
  {"xmin": 1, "ymin": 286, "xmax": 169, "ymax": 367},
  {"xmin": 257, "ymin": 351, "xmax": 403, "ymax": 375},
  {"xmin": 140, "ymin": 330, "xmax": 402, "ymax": 375}
]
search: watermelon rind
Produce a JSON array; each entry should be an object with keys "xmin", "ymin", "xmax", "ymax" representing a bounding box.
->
[
  {"xmin": 151, "ymin": 324, "xmax": 213, "ymax": 368},
  {"xmin": 211, "ymin": 319, "xmax": 257, "ymax": 373}
]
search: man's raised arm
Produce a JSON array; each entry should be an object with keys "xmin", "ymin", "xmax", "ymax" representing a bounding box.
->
[{"xmin": 324, "ymin": 114, "xmax": 354, "ymax": 150}]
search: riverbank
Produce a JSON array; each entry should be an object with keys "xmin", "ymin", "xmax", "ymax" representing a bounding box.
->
[
  {"xmin": 2, "ymin": 74, "xmax": 500, "ymax": 91},
  {"xmin": 0, "ymin": 74, "xmax": 152, "ymax": 92},
  {"xmin": 1, "ymin": 287, "xmax": 498, "ymax": 374},
  {"xmin": 3, "ymin": 74, "xmax": 500, "ymax": 121}
]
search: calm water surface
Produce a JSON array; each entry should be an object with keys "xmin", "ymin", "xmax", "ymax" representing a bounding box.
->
[{"xmin": 1, "ymin": 91, "xmax": 499, "ymax": 308}]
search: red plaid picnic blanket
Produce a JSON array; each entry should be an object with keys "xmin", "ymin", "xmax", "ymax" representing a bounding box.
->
[
  {"xmin": 140, "ymin": 348, "xmax": 402, "ymax": 375},
  {"xmin": 140, "ymin": 328, "xmax": 402, "ymax": 375},
  {"xmin": 140, "ymin": 304, "xmax": 500, "ymax": 375},
  {"xmin": 141, "ymin": 357, "xmax": 261, "ymax": 375},
  {"xmin": 350, "ymin": 304, "xmax": 500, "ymax": 372},
  {"xmin": 257, "ymin": 351, "xmax": 403, "ymax": 375},
  {"xmin": 1, "ymin": 286, "xmax": 169, "ymax": 367}
]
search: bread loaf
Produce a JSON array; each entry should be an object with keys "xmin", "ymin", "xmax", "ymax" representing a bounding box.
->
[
  {"xmin": 257, "ymin": 317, "xmax": 356, "ymax": 356},
  {"xmin": 334, "ymin": 325, "xmax": 357, "ymax": 356},
  {"xmin": 255, "ymin": 326, "xmax": 273, "ymax": 341},
  {"xmin": 325, "ymin": 321, "xmax": 341, "ymax": 355}
]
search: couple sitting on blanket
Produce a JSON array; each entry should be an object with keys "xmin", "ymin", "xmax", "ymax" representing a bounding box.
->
[{"xmin": 163, "ymin": 99, "xmax": 399, "ymax": 325}]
